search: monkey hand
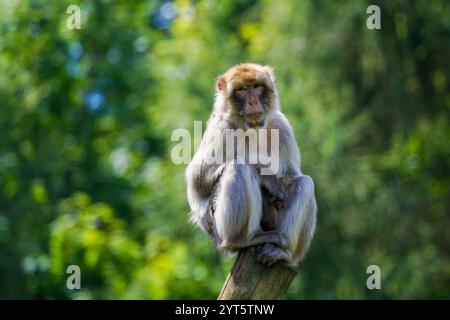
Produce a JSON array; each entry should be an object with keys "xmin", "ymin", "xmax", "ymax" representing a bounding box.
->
[
  {"xmin": 260, "ymin": 175, "xmax": 285, "ymax": 199},
  {"xmin": 256, "ymin": 243, "xmax": 290, "ymax": 267},
  {"xmin": 269, "ymin": 195, "xmax": 285, "ymax": 211},
  {"xmin": 264, "ymin": 230, "xmax": 288, "ymax": 249},
  {"xmin": 260, "ymin": 175, "xmax": 286, "ymax": 208}
]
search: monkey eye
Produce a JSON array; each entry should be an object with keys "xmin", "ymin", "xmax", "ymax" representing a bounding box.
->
[
  {"xmin": 252, "ymin": 84, "xmax": 265, "ymax": 94},
  {"xmin": 234, "ymin": 87, "xmax": 247, "ymax": 96}
]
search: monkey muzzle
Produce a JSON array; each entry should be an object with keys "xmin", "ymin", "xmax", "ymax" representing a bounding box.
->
[
  {"xmin": 246, "ymin": 119, "xmax": 266, "ymax": 128},
  {"xmin": 242, "ymin": 89, "xmax": 266, "ymax": 128},
  {"xmin": 245, "ymin": 112, "xmax": 266, "ymax": 128}
]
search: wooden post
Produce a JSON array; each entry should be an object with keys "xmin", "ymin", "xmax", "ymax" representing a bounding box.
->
[{"xmin": 218, "ymin": 247, "xmax": 297, "ymax": 300}]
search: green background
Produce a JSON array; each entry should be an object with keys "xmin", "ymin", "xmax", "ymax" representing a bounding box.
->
[{"xmin": 0, "ymin": 0, "xmax": 449, "ymax": 299}]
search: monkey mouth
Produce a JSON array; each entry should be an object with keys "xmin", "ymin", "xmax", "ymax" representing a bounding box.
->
[{"xmin": 246, "ymin": 119, "xmax": 266, "ymax": 129}]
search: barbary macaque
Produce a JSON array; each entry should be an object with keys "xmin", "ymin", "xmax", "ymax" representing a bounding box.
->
[{"xmin": 186, "ymin": 63, "xmax": 317, "ymax": 266}]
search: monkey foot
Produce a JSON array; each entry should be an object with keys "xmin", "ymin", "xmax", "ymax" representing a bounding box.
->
[
  {"xmin": 252, "ymin": 230, "xmax": 289, "ymax": 249},
  {"xmin": 255, "ymin": 243, "xmax": 289, "ymax": 266},
  {"xmin": 271, "ymin": 232, "xmax": 289, "ymax": 249}
]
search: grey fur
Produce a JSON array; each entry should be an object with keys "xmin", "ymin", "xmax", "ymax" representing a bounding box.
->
[{"xmin": 186, "ymin": 65, "xmax": 317, "ymax": 266}]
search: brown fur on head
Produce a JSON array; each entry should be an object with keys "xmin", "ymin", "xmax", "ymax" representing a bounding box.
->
[{"xmin": 215, "ymin": 63, "xmax": 278, "ymax": 129}]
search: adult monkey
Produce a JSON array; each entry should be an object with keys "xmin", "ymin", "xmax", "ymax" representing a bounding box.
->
[{"xmin": 186, "ymin": 63, "xmax": 317, "ymax": 266}]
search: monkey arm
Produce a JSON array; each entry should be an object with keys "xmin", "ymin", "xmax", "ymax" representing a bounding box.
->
[
  {"xmin": 260, "ymin": 174, "xmax": 286, "ymax": 201},
  {"xmin": 195, "ymin": 161, "xmax": 222, "ymax": 190}
]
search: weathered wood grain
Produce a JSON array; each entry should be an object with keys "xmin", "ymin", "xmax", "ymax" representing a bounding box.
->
[{"xmin": 218, "ymin": 247, "xmax": 297, "ymax": 300}]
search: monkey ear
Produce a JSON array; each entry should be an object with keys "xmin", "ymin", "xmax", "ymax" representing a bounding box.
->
[
  {"xmin": 264, "ymin": 66, "xmax": 276, "ymax": 82},
  {"xmin": 216, "ymin": 75, "xmax": 226, "ymax": 92}
]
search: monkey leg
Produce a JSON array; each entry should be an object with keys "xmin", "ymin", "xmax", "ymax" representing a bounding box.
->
[
  {"xmin": 290, "ymin": 194, "xmax": 317, "ymax": 265},
  {"xmin": 214, "ymin": 162, "xmax": 287, "ymax": 252},
  {"xmin": 255, "ymin": 190, "xmax": 290, "ymax": 266},
  {"xmin": 260, "ymin": 186, "xmax": 280, "ymax": 231},
  {"xmin": 257, "ymin": 175, "xmax": 317, "ymax": 266}
]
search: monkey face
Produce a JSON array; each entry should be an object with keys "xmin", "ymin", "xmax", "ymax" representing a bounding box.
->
[
  {"xmin": 233, "ymin": 84, "xmax": 267, "ymax": 128},
  {"xmin": 216, "ymin": 63, "xmax": 276, "ymax": 129}
]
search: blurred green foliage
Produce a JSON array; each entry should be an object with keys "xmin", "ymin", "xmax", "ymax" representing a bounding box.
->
[{"xmin": 0, "ymin": 0, "xmax": 449, "ymax": 299}]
